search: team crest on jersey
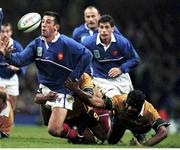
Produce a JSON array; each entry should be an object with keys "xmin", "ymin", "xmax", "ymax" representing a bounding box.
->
[
  {"xmin": 57, "ymin": 52, "xmax": 63, "ymax": 61},
  {"xmin": 37, "ymin": 47, "xmax": 43, "ymax": 57},
  {"xmin": 93, "ymin": 50, "xmax": 100, "ymax": 59},
  {"xmin": 112, "ymin": 50, "xmax": 119, "ymax": 56}
]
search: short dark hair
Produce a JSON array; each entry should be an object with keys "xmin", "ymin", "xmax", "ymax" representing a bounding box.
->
[
  {"xmin": 43, "ymin": 11, "xmax": 60, "ymax": 24},
  {"xmin": 84, "ymin": 6, "xmax": 100, "ymax": 14},
  {"xmin": 0, "ymin": 91, "xmax": 7, "ymax": 103},
  {"xmin": 2, "ymin": 22, "xmax": 12, "ymax": 30},
  {"xmin": 98, "ymin": 14, "xmax": 115, "ymax": 27},
  {"xmin": 126, "ymin": 90, "xmax": 146, "ymax": 110}
]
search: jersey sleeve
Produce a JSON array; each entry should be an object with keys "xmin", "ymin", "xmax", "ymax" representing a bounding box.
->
[
  {"xmin": 117, "ymin": 37, "xmax": 141, "ymax": 73},
  {"xmin": 152, "ymin": 118, "xmax": 170, "ymax": 132},
  {"xmin": 145, "ymin": 101, "xmax": 170, "ymax": 132},
  {"xmin": 6, "ymin": 40, "xmax": 36, "ymax": 67},
  {"xmin": 13, "ymin": 40, "xmax": 27, "ymax": 75},
  {"xmin": 72, "ymin": 28, "xmax": 80, "ymax": 43},
  {"xmin": 104, "ymin": 95, "xmax": 127, "ymax": 110},
  {"xmin": 67, "ymin": 39, "xmax": 93, "ymax": 80},
  {"xmin": 79, "ymin": 73, "xmax": 93, "ymax": 95}
]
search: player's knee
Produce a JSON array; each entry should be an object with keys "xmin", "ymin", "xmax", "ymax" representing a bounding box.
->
[{"xmin": 48, "ymin": 125, "xmax": 63, "ymax": 137}]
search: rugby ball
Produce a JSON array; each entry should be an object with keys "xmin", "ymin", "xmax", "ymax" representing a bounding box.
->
[{"xmin": 17, "ymin": 12, "xmax": 41, "ymax": 33}]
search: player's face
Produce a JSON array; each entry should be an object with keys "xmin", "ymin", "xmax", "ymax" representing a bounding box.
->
[
  {"xmin": 125, "ymin": 103, "xmax": 139, "ymax": 118},
  {"xmin": 84, "ymin": 8, "xmax": 100, "ymax": 30},
  {"xmin": 98, "ymin": 22, "xmax": 114, "ymax": 44},
  {"xmin": 41, "ymin": 16, "xmax": 58, "ymax": 39},
  {"xmin": 1, "ymin": 25, "xmax": 12, "ymax": 38}
]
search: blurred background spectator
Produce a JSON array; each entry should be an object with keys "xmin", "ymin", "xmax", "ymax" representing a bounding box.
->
[{"xmin": 0, "ymin": 0, "xmax": 179, "ymax": 127}]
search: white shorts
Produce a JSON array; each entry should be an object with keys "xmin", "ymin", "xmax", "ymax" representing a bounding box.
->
[
  {"xmin": 93, "ymin": 73, "xmax": 134, "ymax": 98},
  {"xmin": 39, "ymin": 84, "xmax": 74, "ymax": 110},
  {"xmin": 0, "ymin": 74, "xmax": 19, "ymax": 96}
]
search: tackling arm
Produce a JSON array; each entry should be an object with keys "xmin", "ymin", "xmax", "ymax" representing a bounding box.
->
[
  {"xmin": 144, "ymin": 125, "xmax": 168, "ymax": 146},
  {"xmin": 65, "ymin": 78, "xmax": 105, "ymax": 108},
  {"xmin": 34, "ymin": 91, "xmax": 58, "ymax": 104}
]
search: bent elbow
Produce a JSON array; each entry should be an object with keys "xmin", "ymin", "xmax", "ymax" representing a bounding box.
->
[
  {"xmin": 162, "ymin": 128, "xmax": 168, "ymax": 139},
  {"xmin": 159, "ymin": 126, "xmax": 168, "ymax": 140}
]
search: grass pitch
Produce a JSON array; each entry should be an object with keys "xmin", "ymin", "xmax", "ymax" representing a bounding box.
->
[{"xmin": 0, "ymin": 125, "xmax": 180, "ymax": 148}]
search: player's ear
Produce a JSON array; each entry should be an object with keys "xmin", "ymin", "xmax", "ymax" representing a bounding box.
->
[
  {"xmin": 112, "ymin": 26, "xmax": 114, "ymax": 32},
  {"xmin": 55, "ymin": 24, "xmax": 60, "ymax": 31}
]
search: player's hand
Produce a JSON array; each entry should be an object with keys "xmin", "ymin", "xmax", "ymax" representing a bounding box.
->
[
  {"xmin": 108, "ymin": 67, "xmax": 122, "ymax": 78},
  {"xmin": 45, "ymin": 91, "xmax": 58, "ymax": 101},
  {"xmin": 0, "ymin": 35, "xmax": 15, "ymax": 56},
  {"xmin": 7, "ymin": 65, "xmax": 20, "ymax": 72},
  {"xmin": 65, "ymin": 78, "xmax": 80, "ymax": 91},
  {"xmin": 129, "ymin": 137, "xmax": 143, "ymax": 147}
]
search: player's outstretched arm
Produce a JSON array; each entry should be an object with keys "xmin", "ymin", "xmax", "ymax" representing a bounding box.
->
[
  {"xmin": 65, "ymin": 78, "xmax": 105, "ymax": 108},
  {"xmin": 130, "ymin": 125, "xmax": 168, "ymax": 147},
  {"xmin": 34, "ymin": 92, "xmax": 58, "ymax": 104},
  {"xmin": 145, "ymin": 126, "xmax": 168, "ymax": 146}
]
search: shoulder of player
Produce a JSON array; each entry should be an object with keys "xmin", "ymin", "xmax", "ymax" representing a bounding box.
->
[
  {"xmin": 112, "ymin": 94, "xmax": 127, "ymax": 106},
  {"xmin": 83, "ymin": 34, "xmax": 97, "ymax": 46},
  {"xmin": 73, "ymin": 24, "xmax": 86, "ymax": 35},
  {"xmin": 60, "ymin": 34, "xmax": 79, "ymax": 44},
  {"xmin": 58, "ymin": 35, "xmax": 87, "ymax": 51},
  {"xmin": 143, "ymin": 100, "xmax": 157, "ymax": 115},
  {"xmin": 13, "ymin": 39, "xmax": 23, "ymax": 51},
  {"xmin": 73, "ymin": 24, "xmax": 86, "ymax": 32},
  {"xmin": 114, "ymin": 33, "xmax": 129, "ymax": 44}
]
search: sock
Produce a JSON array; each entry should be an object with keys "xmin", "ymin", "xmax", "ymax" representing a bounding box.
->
[{"xmin": 60, "ymin": 123, "xmax": 78, "ymax": 139}]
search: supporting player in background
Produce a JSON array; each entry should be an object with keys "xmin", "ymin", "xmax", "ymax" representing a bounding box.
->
[
  {"xmin": 83, "ymin": 14, "xmax": 140, "ymax": 98},
  {"xmin": 0, "ymin": 88, "xmax": 14, "ymax": 139},
  {"xmin": 0, "ymin": 22, "xmax": 26, "ymax": 110},
  {"xmin": 0, "ymin": 11, "xmax": 92, "ymax": 142},
  {"xmin": 65, "ymin": 79, "xmax": 170, "ymax": 146},
  {"xmin": 72, "ymin": 6, "xmax": 121, "ymax": 43}
]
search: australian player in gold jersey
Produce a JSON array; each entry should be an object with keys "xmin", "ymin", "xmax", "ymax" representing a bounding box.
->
[{"xmin": 65, "ymin": 79, "xmax": 170, "ymax": 146}]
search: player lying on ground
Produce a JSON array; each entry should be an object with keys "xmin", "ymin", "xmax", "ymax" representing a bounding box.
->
[
  {"xmin": 65, "ymin": 79, "xmax": 170, "ymax": 146},
  {"xmin": 34, "ymin": 73, "xmax": 110, "ymax": 144},
  {"xmin": 0, "ymin": 87, "xmax": 14, "ymax": 139}
]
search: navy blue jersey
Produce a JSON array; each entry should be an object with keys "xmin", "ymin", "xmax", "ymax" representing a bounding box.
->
[
  {"xmin": 0, "ymin": 39, "xmax": 25, "ymax": 79},
  {"xmin": 83, "ymin": 33, "xmax": 140, "ymax": 78},
  {"xmin": 7, "ymin": 34, "xmax": 92, "ymax": 93},
  {"xmin": 72, "ymin": 23, "xmax": 121, "ymax": 43}
]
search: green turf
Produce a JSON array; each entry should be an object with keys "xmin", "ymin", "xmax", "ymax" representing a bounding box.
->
[{"xmin": 0, "ymin": 125, "xmax": 180, "ymax": 148}]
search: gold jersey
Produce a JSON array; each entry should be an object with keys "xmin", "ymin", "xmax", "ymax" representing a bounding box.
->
[{"xmin": 106, "ymin": 95, "xmax": 163, "ymax": 132}]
